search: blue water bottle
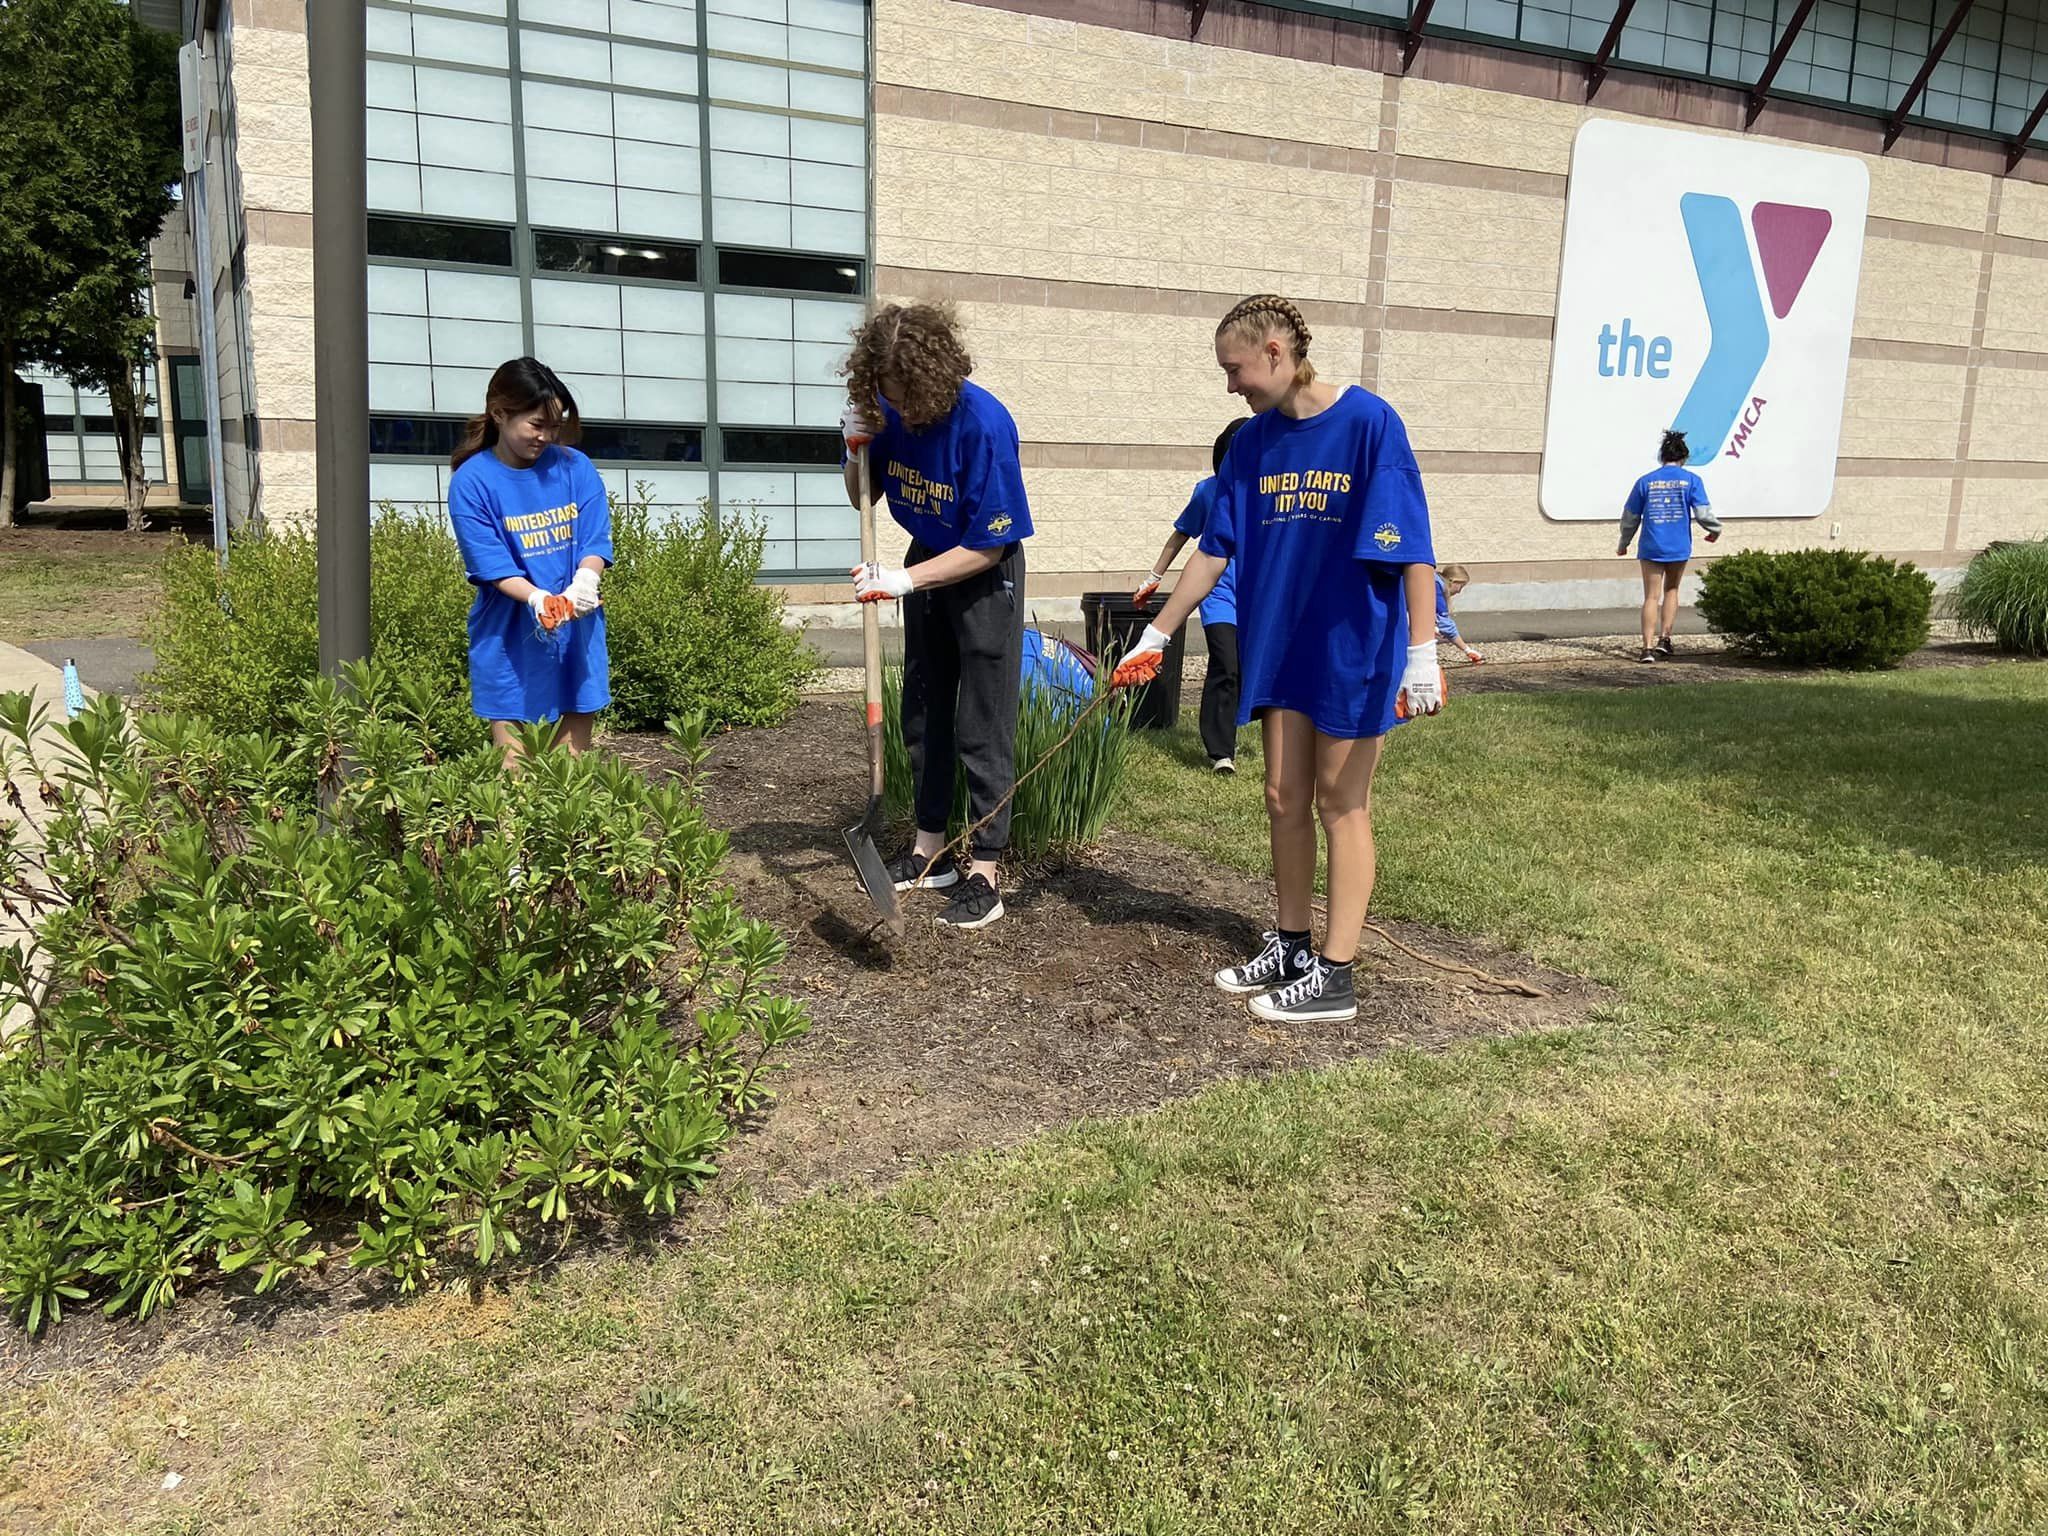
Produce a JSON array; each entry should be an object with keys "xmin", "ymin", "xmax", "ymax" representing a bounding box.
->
[{"xmin": 62, "ymin": 659, "xmax": 85, "ymax": 721}]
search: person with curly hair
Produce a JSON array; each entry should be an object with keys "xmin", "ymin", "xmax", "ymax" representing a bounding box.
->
[
  {"xmin": 1119, "ymin": 295, "xmax": 1444, "ymax": 1025},
  {"xmin": 839, "ymin": 302, "xmax": 1032, "ymax": 931}
]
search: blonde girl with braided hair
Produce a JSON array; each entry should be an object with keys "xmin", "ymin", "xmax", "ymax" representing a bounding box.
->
[
  {"xmin": 838, "ymin": 302, "xmax": 1033, "ymax": 930},
  {"xmin": 1121, "ymin": 294, "xmax": 1445, "ymax": 1024}
]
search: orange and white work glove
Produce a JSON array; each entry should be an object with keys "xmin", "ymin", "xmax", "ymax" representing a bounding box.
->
[
  {"xmin": 1132, "ymin": 571, "xmax": 1165, "ymax": 609},
  {"xmin": 1463, "ymin": 645, "xmax": 1485, "ymax": 665},
  {"xmin": 526, "ymin": 589, "xmax": 574, "ymax": 633},
  {"xmin": 566, "ymin": 566, "xmax": 602, "ymax": 617},
  {"xmin": 840, "ymin": 400, "xmax": 879, "ymax": 452},
  {"xmin": 1395, "ymin": 641, "xmax": 1445, "ymax": 719},
  {"xmin": 851, "ymin": 561, "xmax": 915, "ymax": 603},
  {"xmin": 1112, "ymin": 623, "xmax": 1170, "ymax": 689}
]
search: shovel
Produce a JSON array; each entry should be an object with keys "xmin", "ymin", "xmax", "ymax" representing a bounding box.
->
[{"xmin": 843, "ymin": 444, "xmax": 904, "ymax": 935}]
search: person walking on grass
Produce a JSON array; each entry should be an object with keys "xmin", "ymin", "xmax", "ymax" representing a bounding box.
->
[
  {"xmin": 1133, "ymin": 418, "xmax": 1248, "ymax": 775},
  {"xmin": 1619, "ymin": 428, "xmax": 1721, "ymax": 663},
  {"xmin": 1117, "ymin": 294, "xmax": 1444, "ymax": 1026},
  {"xmin": 447, "ymin": 357, "xmax": 611, "ymax": 759},
  {"xmin": 1435, "ymin": 563, "xmax": 1484, "ymax": 666},
  {"xmin": 839, "ymin": 302, "xmax": 1032, "ymax": 932}
]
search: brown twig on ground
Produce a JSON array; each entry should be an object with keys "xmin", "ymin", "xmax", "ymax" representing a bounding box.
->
[{"xmin": 1362, "ymin": 921, "xmax": 1549, "ymax": 998}]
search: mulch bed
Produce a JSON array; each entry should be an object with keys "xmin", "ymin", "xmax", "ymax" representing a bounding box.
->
[{"xmin": 614, "ymin": 701, "xmax": 1603, "ymax": 1203}]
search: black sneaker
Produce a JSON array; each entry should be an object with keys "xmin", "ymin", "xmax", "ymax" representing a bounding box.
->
[
  {"xmin": 1215, "ymin": 931, "xmax": 1313, "ymax": 996},
  {"xmin": 1655, "ymin": 635, "xmax": 1676, "ymax": 658},
  {"xmin": 1637, "ymin": 648, "xmax": 1658, "ymax": 664},
  {"xmin": 1249, "ymin": 956, "xmax": 1357, "ymax": 1024},
  {"xmin": 887, "ymin": 848, "xmax": 960, "ymax": 892},
  {"xmin": 936, "ymin": 872, "xmax": 1004, "ymax": 930}
]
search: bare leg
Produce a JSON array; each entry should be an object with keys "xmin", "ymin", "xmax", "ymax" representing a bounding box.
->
[
  {"xmin": 1659, "ymin": 561, "xmax": 1687, "ymax": 644},
  {"xmin": 1314, "ymin": 730, "xmax": 1385, "ymax": 965},
  {"xmin": 1639, "ymin": 562, "xmax": 1662, "ymax": 651},
  {"xmin": 1263, "ymin": 710, "xmax": 1318, "ymax": 934}
]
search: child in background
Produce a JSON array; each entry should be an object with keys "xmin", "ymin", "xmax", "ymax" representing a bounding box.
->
[
  {"xmin": 1435, "ymin": 563, "xmax": 1483, "ymax": 665},
  {"xmin": 447, "ymin": 357, "xmax": 612, "ymax": 757},
  {"xmin": 1118, "ymin": 294, "xmax": 1444, "ymax": 1026},
  {"xmin": 1133, "ymin": 418, "xmax": 1248, "ymax": 774},
  {"xmin": 1619, "ymin": 428, "xmax": 1721, "ymax": 663}
]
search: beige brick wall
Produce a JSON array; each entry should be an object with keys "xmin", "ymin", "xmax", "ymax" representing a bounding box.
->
[
  {"xmin": 876, "ymin": 0, "xmax": 1385, "ymax": 148},
  {"xmin": 874, "ymin": 116, "xmax": 1372, "ymax": 301},
  {"xmin": 2002, "ymin": 180, "xmax": 2048, "ymax": 244},
  {"xmin": 1982, "ymin": 250, "xmax": 2048, "ymax": 354},
  {"xmin": 1851, "ymin": 237, "xmax": 1985, "ymax": 349},
  {"xmin": 1022, "ymin": 467, "xmax": 1203, "ymax": 575},
  {"xmin": 1839, "ymin": 357, "xmax": 1969, "ymax": 461},
  {"xmin": 1381, "ymin": 179, "xmax": 1562, "ymax": 317},
  {"xmin": 1955, "ymin": 478, "xmax": 2048, "ymax": 546},
  {"xmin": 1969, "ymin": 366, "xmax": 2048, "ymax": 464},
  {"xmin": 1377, "ymin": 331, "xmax": 1549, "ymax": 455}
]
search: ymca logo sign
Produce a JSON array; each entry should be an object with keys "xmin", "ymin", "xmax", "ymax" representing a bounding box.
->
[{"xmin": 1541, "ymin": 121, "xmax": 1869, "ymax": 524}]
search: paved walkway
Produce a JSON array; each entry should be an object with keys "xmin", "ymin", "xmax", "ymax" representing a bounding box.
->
[{"xmin": 0, "ymin": 643, "xmax": 86, "ymax": 1042}]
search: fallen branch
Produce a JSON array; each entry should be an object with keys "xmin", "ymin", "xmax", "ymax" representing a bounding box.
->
[{"xmin": 1362, "ymin": 920, "xmax": 1549, "ymax": 999}]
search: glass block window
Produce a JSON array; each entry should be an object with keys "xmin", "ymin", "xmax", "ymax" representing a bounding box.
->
[
  {"xmin": 365, "ymin": 0, "xmax": 870, "ymax": 575},
  {"xmin": 23, "ymin": 365, "xmax": 168, "ymax": 487}
]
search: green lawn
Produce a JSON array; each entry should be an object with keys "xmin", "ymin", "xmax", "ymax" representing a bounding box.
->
[
  {"xmin": 0, "ymin": 532, "xmax": 170, "ymax": 645},
  {"xmin": 10, "ymin": 665, "xmax": 2048, "ymax": 1534}
]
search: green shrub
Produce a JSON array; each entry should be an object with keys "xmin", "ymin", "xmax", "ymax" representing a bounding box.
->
[
  {"xmin": 881, "ymin": 660, "xmax": 1137, "ymax": 862},
  {"xmin": 144, "ymin": 509, "xmax": 482, "ymax": 758},
  {"xmin": 1948, "ymin": 538, "xmax": 2048, "ymax": 656},
  {"xmin": 144, "ymin": 498, "xmax": 818, "ymax": 746},
  {"xmin": 603, "ymin": 498, "xmax": 819, "ymax": 730},
  {"xmin": 0, "ymin": 665, "xmax": 806, "ymax": 1332},
  {"xmin": 1696, "ymin": 548, "xmax": 1932, "ymax": 670}
]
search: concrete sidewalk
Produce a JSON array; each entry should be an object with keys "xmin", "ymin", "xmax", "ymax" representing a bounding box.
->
[{"xmin": 0, "ymin": 643, "xmax": 88, "ymax": 1043}]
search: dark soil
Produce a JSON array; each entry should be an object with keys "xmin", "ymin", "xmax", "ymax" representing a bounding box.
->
[
  {"xmin": 613, "ymin": 702, "xmax": 1604, "ymax": 1204},
  {"xmin": 1, "ymin": 705, "xmax": 1602, "ymax": 1385}
]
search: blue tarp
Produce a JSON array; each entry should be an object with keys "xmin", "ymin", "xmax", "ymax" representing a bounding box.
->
[{"xmin": 1021, "ymin": 628, "xmax": 1096, "ymax": 716}]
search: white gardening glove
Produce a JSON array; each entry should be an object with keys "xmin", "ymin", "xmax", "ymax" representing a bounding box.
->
[
  {"xmin": 566, "ymin": 566, "xmax": 602, "ymax": 617},
  {"xmin": 850, "ymin": 561, "xmax": 915, "ymax": 603},
  {"xmin": 1395, "ymin": 641, "xmax": 1445, "ymax": 719},
  {"xmin": 1112, "ymin": 623, "xmax": 1171, "ymax": 689},
  {"xmin": 840, "ymin": 400, "xmax": 879, "ymax": 451},
  {"xmin": 526, "ymin": 589, "xmax": 552, "ymax": 624},
  {"xmin": 1463, "ymin": 645, "xmax": 1485, "ymax": 665},
  {"xmin": 1132, "ymin": 572, "xmax": 1164, "ymax": 609}
]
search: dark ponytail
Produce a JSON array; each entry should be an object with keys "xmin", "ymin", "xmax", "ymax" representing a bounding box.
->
[
  {"xmin": 1212, "ymin": 416, "xmax": 1246, "ymax": 474},
  {"xmin": 452, "ymin": 357, "xmax": 582, "ymax": 470},
  {"xmin": 1659, "ymin": 429, "xmax": 1689, "ymax": 465}
]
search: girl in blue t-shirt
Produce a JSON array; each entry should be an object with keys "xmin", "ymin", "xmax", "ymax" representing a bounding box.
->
[
  {"xmin": 447, "ymin": 357, "xmax": 613, "ymax": 756},
  {"xmin": 838, "ymin": 303, "xmax": 1033, "ymax": 932},
  {"xmin": 1119, "ymin": 294, "xmax": 1444, "ymax": 1027},
  {"xmin": 1618, "ymin": 429, "xmax": 1721, "ymax": 663},
  {"xmin": 1133, "ymin": 418, "xmax": 1247, "ymax": 773}
]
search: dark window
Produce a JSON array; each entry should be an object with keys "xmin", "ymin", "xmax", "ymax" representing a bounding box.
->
[
  {"xmin": 576, "ymin": 422, "xmax": 704, "ymax": 462},
  {"xmin": 534, "ymin": 231, "xmax": 698, "ymax": 282},
  {"xmin": 717, "ymin": 247, "xmax": 863, "ymax": 294},
  {"xmin": 370, "ymin": 414, "xmax": 468, "ymax": 458},
  {"xmin": 80, "ymin": 415, "xmax": 163, "ymax": 435},
  {"xmin": 721, "ymin": 427, "xmax": 840, "ymax": 465},
  {"xmin": 229, "ymin": 238, "xmax": 247, "ymax": 293},
  {"xmin": 369, "ymin": 215, "xmax": 515, "ymax": 267}
]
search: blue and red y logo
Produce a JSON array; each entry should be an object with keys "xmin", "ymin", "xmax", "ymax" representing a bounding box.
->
[{"xmin": 1674, "ymin": 196, "xmax": 1833, "ymax": 458}]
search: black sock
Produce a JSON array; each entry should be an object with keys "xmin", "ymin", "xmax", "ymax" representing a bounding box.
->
[
  {"xmin": 1320, "ymin": 956, "xmax": 1354, "ymax": 983},
  {"xmin": 1278, "ymin": 928, "xmax": 1311, "ymax": 946}
]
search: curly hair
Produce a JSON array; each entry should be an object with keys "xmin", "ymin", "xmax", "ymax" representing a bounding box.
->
[
  {"xmin": 1659, "ymin": 429, "xmax": 1690, "ymax": 464},
  {"xmin": 1216, "ymin": 294, "xmax": 1316, "ymax": 390},
  {"xmin": 843, "ymin": 303, "xmax": 973, "ymax": 430}
]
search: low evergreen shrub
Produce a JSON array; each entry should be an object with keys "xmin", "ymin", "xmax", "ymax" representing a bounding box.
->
[{"xmin": 1696, "ymin": 548, "xmax": 1932, "ymax": 670}]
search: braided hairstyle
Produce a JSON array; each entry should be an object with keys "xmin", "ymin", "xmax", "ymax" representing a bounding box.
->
[
  {"xmin": 843, "ymin": 302, "xmax": 973, "ymax": 430},
  {"xmin": 1215, "ymin": 294, "xmax": 1316, "ymax": 391},
  {"xmin": 1659, "ymin": 429, "xmax": 1690, "ymax": 465}
]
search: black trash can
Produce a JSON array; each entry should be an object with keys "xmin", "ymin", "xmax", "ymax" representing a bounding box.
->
[{"xmin": 1080, "ymin": 591, "xmax": 1185, "ymax": 730}]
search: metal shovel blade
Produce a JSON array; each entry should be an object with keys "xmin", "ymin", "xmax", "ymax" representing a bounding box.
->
[{"xmin": 844, "ymin": 799, "xmax": 903, "ymax": 933}]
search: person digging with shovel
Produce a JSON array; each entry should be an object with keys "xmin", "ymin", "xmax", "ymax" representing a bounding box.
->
[
  {"xmin": 840, "ymin": 303, "xmax": 1032, "ymax": 931},
  {"xmin": 1118, "ymin": 294, "xmax": 1445, "ymax": 1026}
]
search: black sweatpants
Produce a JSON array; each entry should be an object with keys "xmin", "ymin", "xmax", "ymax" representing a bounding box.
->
[
  {"xmin": 1199, "ymin": 620, "xmax": 1241, "ymax": 763},
  {"xmin": 900, "ymin": 540, "xmax": 1025, "ymax": 858}
]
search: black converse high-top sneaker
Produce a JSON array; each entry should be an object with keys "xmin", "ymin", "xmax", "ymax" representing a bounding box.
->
[
  {"xmin": 1249, "ymin": 956, "xmax": 1358, "ymax": 1024},
  {"xmin": 1215, "ymin": 931, "xmax": 1313, "ymax": 996}
]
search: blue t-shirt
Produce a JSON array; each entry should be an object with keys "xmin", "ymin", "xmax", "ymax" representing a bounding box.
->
[
  {"xmin": 1433, "ymin": 575, "xmax": 1461, "ymax": 643},
  {"xmin": 1199, "ymin": 387, "xmax": 1435, "ymax": 741},
  {"xmin": 1172, "ymin": 477, "xmax": 1237, "ymax": 629},
  {"xmin": 1625, "ymin": 467, "xmax": 1712, "ymax": 563},
  {"xmin": 448, "ymin": 443, "xmax": 613, "ymax": 723},
  {"xmin": 870, "ymin": 379, "xmax": 1032, "ymax": 555}
]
